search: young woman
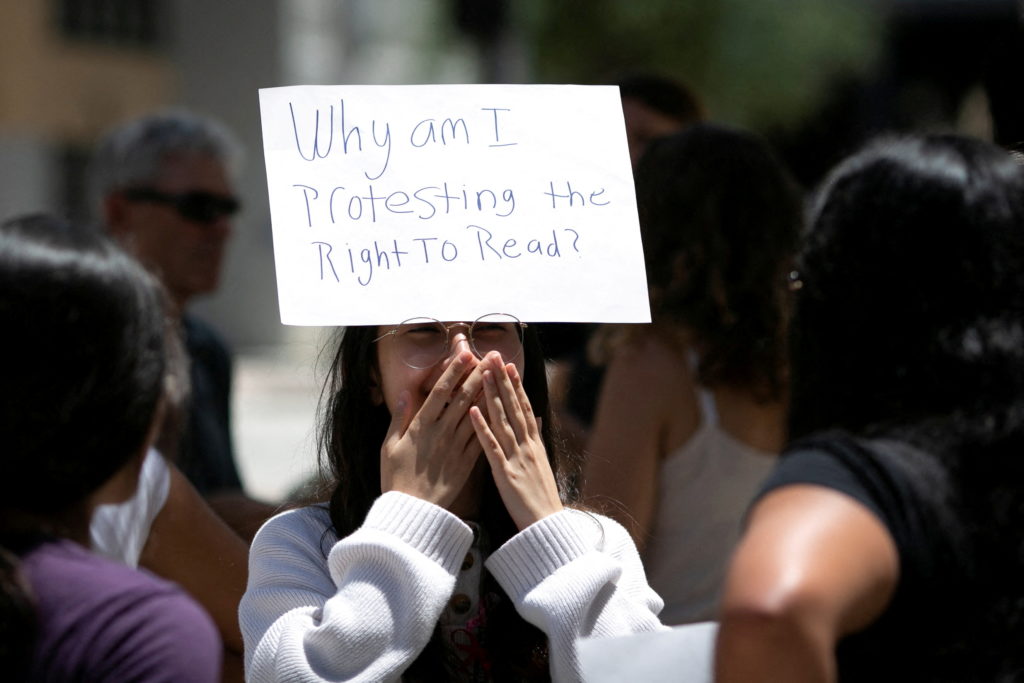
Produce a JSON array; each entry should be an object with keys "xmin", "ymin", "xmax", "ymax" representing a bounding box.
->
[
  {"xmin": 583, "ymin": 124, "xmax": 802, "ymax": 624},
  {"xmin": 0, "ymin": 214, "xmax": 221, "ymax": 682},
  {"xmin": 239, "ymin": 316, "xmax": 666, "ymax": 682},
  {"xmin": 716, "ymin": 135, "xmax": 1024, "ymax": 681}
]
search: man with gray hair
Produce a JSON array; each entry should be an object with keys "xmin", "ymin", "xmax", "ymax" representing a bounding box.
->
[{"xmin": 92, "ymin": 108, "xmax": 272, "ymax": 540}]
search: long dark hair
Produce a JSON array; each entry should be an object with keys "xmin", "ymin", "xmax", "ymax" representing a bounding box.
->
[
  {"xmin": 789, "ymin": 134, "xmax": 1024, "ymax": 678},
  {"xmin": 631, "ymin": 123, "xmax": 802, "ymax": 401},
  {"xmin": 317, "ymin": 323, "xmax": 572, "ymax": 681},
  {"xmin": 0, "ymin": 213, "xmax": 169, "ymax": 679}
]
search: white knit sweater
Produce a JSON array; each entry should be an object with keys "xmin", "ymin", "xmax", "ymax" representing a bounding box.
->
[{"xmin": 240, "ymin": 491, "xmax": 665, "ymax": 682}]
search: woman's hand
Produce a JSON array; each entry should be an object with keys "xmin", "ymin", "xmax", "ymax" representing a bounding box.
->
[
  {"xmin": 470, "ymin": 352, "xmax": 564, "ymax": 530},
  {"xmin": 381, "ymin": 351, "xmax": 488, "ymax": 510}
]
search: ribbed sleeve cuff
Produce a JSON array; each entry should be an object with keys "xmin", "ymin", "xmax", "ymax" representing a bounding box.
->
[
  {"xmin": 362, "ymin": 491, "xmax": 474, "ymax": 575},
  {"xmin": 485, "ymin": 509, "xmax": 589, "ymax": 602}
]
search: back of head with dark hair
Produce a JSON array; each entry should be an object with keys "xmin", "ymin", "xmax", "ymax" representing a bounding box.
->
[
  {"xmin": 633, "ymin": 123, "xmax": 803, "ymax": 400},
  {"xmin": 0, "ymin": 213, "xmax": 169, "ymax": 676},
  {"xmin": 789, "ymin": 134, "xmax": 1024, "ymax": 674},
  {"xmin": 790, "ymin": 135, "xmax": 1024, "ymax": 437}
]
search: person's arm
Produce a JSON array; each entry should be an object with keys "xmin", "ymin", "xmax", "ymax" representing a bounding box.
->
[
  {"xmin": 486, "ymin": 510, "xmax": 669, "ymax": 683},
  {"xmin": 582, "ymin": 337, "xmax": 697, "ymax": 547},
  {"xmin": 471, "ymin": 354, "xmax": 667, "ymax": 682},
  {"xmin": 138, "ymin": 463, "xmax": 248, "ymax": 658},
  {"xmin": 239, "ymin": 496, "xmax": 473, "ymax": 682},
  {"xmin": 205, "ymin": 491, "xmax": 280, "ymax": 544},
  {"xmin": 714, "ymin": 485, "xmax": 900, "ymax": 683}
]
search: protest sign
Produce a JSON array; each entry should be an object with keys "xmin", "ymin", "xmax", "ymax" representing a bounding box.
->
[{"xmin": 259, "ymin": 84, "xmax": 650, "ymax": 325}]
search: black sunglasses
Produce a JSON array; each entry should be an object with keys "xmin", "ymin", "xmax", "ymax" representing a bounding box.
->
[{"xmin": 122, "ymin": 187, "xmax": 241, "ymax": 224}]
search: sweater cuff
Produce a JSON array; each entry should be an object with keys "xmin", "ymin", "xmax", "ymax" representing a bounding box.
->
[
  {"xmin": 363, "ymin": 491, "xmax": 474, "ymax": 575},
  {"xmin": 484, "ymin": 509, "xmax": 590, "ymax": 602}
]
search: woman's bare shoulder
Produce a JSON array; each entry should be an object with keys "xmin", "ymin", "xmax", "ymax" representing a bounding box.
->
[{"xmin": 606, "ymin": 331, "xmax": 693, "ymax": 385}]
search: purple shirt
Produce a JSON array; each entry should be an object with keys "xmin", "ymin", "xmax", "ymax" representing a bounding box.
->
[{"xmin": 21, "ymin": 539, "xmax": 221, "ymax": 682}]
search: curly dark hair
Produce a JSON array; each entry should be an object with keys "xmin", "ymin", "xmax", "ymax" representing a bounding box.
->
[
  {"xmin": 789, "ymin": 134, "xmax": 1024, "ymax": 678},
  {"xmin": 316, "ymin": 324, "xmax": 576, "ymax": 681},
  {"xmin": 633, "ymin": 123, "xmax": 803, "ymax": 401},
  {"xmin": 791, "ymin": 134, "xmax": 1024, "ymax": 437}
]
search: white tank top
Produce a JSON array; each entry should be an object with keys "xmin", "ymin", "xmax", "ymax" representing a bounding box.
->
[{"xmin": 644, "ymin": 384, "xmax": 777, "ymax": 625}]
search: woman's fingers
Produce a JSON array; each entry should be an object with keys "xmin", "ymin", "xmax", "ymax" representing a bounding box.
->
[
  {"xmin": 481, "ymin": 367, "xmax": 518, "ymax": 457},
  {"xmin": 499, "ymin": 362, "xmax": 532, "ymax": 438},
  {"xmin": 438, "ymin": 358, "xmax": 488, "ymax": 430},
  {"xmin": 417, "ymin": 350, "xmax": 475, "ymax": 423},
  {"xmin": 456, "ymin": 413, "xmax": 483, "ymax": 462},
  {"xmin": 484, "ymin": 355, "xmax": 529, "ymax": 444},
  {"xmin": 470, "ymin": 405, "xmax": 504, "ymax": 466},
  {"xmin": 382, "ymin": 390, "xmax": 412, "ymax": 447},
  {"xmin": 507, "ymin": 363, "xmax": 538, "ymax": 438}
]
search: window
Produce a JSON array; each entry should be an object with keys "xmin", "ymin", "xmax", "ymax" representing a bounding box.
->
[{"xmin": 55, "ymin": 0, "xmax": 164, "ymax": 49}]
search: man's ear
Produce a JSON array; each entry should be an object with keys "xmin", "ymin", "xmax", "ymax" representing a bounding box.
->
[{"xmin": 369, "ymin": 367, "xmax": 383, "ymax": 406}]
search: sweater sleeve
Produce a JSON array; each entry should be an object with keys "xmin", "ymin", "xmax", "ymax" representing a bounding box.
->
[
  {"xmin": 485, "ymin": 509, "xmax": 668, "ymax": 683},
  {"xmin": 240, "ymin": 492, "xmax": 474, "ymax": 682}
]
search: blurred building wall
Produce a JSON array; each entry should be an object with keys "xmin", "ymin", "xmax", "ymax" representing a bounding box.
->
[
  {"xmin": 169, "ymin": 0, "xmax": 286, "ymax": 350},
  {"xmin": 0, "ymin": 0, "xmax": 174, "ymax": 218},
  {"xmin": 0, "ymin": 0, "xmax": 485, "ymax": 350}
]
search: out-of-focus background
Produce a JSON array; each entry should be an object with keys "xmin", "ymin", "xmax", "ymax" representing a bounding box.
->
[{"xmin": 1, "ymin": 0, "xmax": 1020, "ymax": 501}]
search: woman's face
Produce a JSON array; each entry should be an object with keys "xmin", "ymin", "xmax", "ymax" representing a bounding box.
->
[{"xmin": 372, "ymin": 322, "xmax": 526, "ymax": 416}]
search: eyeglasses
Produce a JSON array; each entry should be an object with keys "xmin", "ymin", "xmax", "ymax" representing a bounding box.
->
[
  {"xmin": 373, "ymin": 313, "xmax": 527, "ymax": 369},
  {"xmin": 122, "ymin": 187, "xmax": 241, "ymax": 224}
]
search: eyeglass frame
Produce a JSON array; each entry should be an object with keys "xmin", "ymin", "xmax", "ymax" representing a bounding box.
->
[
  {"xmin": 121, "ymin": 187, "xmax": 241, "ymax": 224},
  {"xmin": 372, "ymin": 313, "xmax": 529, "ymax": 369}
]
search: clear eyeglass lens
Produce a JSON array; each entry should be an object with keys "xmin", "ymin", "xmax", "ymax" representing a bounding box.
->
[
  {"xmin": 391, "ymin": 314, "xmax": 524, "ymax": 369},
  {"xmin": 394, "ymin": 318, "xmax": 449, "ymax": 369},
  {"xmin": 470, "ymin": 313, "xmax": 524, "ymax": 364}
]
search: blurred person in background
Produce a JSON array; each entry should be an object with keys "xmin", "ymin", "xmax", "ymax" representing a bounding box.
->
[
  {"xmin": 544, "ymin": 72, "xmax": 707, "ymax": 458},
  {"xmin": 716, "ymin": 135, "xmax": 1024, "ymax": 681},
  {"xmin": 583, "ymin": 124, "xmax": 802, "ymax": 624},
  {"xmin": 91, "ymin": 108, "xmax": 276, "ymax": 541},
  {"xmin": 0, "ymin": 214, "xmax": 221, "ymax": 682},
  {"xmin": 618, "ymin": 71, "xmax": 706, "ymax": 168}
]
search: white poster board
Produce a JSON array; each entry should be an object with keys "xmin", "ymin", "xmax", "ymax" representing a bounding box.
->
[
  {"xmin": 578, "ymin": 622, "xmax": 718, "ymax": 683},
  {"xmin": 259, "ymin": 84, "xmax": 650, "ymax": 325}
]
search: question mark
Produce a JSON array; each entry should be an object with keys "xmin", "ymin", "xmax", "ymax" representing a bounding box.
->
[{"xmin": 563, "ymin": 228, "xmax": 580, "ymax": 252}]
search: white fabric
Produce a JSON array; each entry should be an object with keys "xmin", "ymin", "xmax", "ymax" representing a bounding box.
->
[
  {"xmin": 579, "ymin": 621, "xmax": 717, "ymax": 683},
  {"xmin": 90, "ymin": 448, "xmax": 171, "ymax": 567},
  {"xmin": 644, "ymin": 387, "xmax": 777, "ymax": 625},
  {"xmin": 240, "ymin": 491, "xmax": 666, "ymax": 682}
]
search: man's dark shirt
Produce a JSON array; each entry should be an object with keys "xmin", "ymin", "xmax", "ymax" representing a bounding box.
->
[{"xmin": 179, "ymin": 313, "xmax": 242, "ymax": 494}]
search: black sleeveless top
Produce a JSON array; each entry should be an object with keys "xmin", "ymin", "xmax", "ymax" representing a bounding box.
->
[{"xmin": 757, "ymin": 431, "xmax": 1019, "ymax": 682}]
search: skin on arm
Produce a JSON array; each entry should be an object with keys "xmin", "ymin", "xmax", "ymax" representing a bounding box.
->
[
  {"xmin": 205, "ymin": 492, "xmax": 279, "ymax": 545},
  {"xmin": 715, "ymin": 485, "xmax": 900, "ymax": 683},
  {"xmin": 139, "ymin": 461, "xmax": 249, "ymax": 681},
  {"xmin": 582, "ymin": 336, "xmax": 698, "ymax": 547}
]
